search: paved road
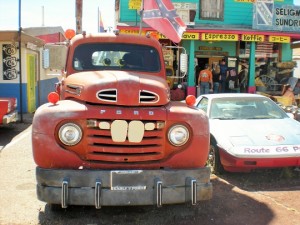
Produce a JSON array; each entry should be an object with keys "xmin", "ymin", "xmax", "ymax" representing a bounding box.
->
[{"xmin": 0, "ymin": 118, "xmax": 300, "ymax": 225}]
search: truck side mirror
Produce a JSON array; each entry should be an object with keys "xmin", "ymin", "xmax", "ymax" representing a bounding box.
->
[
  {"xmin": 42, "ymin": 45, "xmax": 68, "ymax": 70},
  {"xmin": 180, "ymin": 53, "xmax": 188, "ymax": 74},
  {"xmin": 42, "ymin": 49, "xmax": 50, "ymax": 69}
]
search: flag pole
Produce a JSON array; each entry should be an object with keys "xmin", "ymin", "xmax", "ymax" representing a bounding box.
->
[{"xmin": 139, "ymin": 0, "xmax": 144, "ymax": 35}]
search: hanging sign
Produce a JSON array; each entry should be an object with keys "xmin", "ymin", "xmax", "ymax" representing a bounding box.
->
[
  {"xmin": 253, "ymin": 2, "xmax": 300, "ymax": 32},
  {"xmin": 129, "ymin": 0, "xmax": 141, "ymax": 10},
  {"xmin": 269, "ymin": 35, "xmax": 290, "ymax": 43},
  {"xmin": 119, "ymin": 29, "xmax": 146, "ymax": 35},
  {"xmin": 182, "ymin": 32, "xmax": 199, "ymax": 40},
  {"xmin": 241, "ymin": 34, "xmax": 265, "ymax": 42},
  {"xmin": 201, "ymin": 33, "xmax": 239, "ymax": 41}
]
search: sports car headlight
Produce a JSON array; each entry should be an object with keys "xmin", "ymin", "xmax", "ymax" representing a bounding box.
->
[
  {"xmin": 168, "ymin": 125, "xmax": 189, "ymax": 146},
  {"xmin": 58, "ymin": 123, "xmax": 82, "ymax": 146}
]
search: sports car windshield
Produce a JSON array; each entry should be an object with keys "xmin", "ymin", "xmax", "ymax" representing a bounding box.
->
[
  {"xmin": 72, "ymin": 43, "xmax": 161, "ymax": 72},
  {"xmin": 209, "ymin": 97, "xmax": 289, "ymax": 120}
]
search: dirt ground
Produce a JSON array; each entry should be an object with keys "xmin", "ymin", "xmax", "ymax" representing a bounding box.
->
[{"xmin": 1, "ymin": 118, "xmax": 300, "ymax": 225}]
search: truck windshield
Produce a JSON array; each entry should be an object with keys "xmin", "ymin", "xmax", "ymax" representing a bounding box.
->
[{"xmin": 73, "ymin": 43, "xmax": 161, "ymax": 72}]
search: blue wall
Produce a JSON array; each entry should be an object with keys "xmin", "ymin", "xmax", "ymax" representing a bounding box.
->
[
  {"xmin": 37, "ymin": 77, "xmax": 59, "ymax": 106},
  {"xmin": 0, "ymin": 77, "xmax": 58, "ymax": 113},
  {"xmin": 0, "ymin": 83, "xmax": 29, "ymax": 113}
]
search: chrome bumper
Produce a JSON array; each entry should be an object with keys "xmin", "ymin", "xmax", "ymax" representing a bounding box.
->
[
  {"xmin": 36, "ymin": 167, "xmax": 212, "ymax": 208},
  {"xmin": 2, "ymin": 110, "xmax": 18, "ymax": 124}
]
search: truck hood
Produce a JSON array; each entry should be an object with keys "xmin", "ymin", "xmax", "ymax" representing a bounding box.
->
[{"xmin": 63, "ymin": 70, "xmax": 170, "ymax": 106}]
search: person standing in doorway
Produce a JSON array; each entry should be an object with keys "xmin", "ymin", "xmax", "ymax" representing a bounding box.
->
[
  {"xmin": 198, "ymin": 64, "xmax": 213, "ymax": 95},
  {"xmin": 238, "ymin": 63, "xmax": 248, "ymax": 93},
  {"xmin": 212, "ymin": 63, "xmax": 221, "ymax": 93},
  {"xmin": 219, "ymin": 59, "xmax": 228, "ymax": 93}
]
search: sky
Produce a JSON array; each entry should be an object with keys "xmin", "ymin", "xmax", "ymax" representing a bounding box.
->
[
  {"xmin": 0, "ymin": 0, "xmax": 300, "ymax": 33},
  {"xmin": 0, "ymin": 0, "xmax": 115, "ymax": 33}
]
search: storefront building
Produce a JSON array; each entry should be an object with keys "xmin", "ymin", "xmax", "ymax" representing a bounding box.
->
[
  {"xmin": 116, "ymin": 0, "xmax": 300, "ymax": 96},
  {"xmin": 0, "ymin": 31, "xmax": 62, "ymax": 113}
]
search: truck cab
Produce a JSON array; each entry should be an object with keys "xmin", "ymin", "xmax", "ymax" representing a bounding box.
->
[{"xmin": 32, "ymin": 31, "xmax": 212, "ymax": 208}]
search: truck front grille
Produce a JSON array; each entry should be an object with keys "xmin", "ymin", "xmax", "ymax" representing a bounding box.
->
[
  {"xmin": 97, "ymin": 89, "xmax": 117, "ymax": 102},
  {"xmin": 85, "ymin": 119, "xmax": 165, "ymax": 163}
]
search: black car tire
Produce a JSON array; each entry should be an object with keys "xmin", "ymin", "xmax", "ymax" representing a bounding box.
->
[{"xmin": 208, "ymin": 142, "xmax": 225, "ymax": 175}]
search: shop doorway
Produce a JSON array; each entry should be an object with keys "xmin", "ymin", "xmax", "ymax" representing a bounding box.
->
[
  {"xmin": 197, "ymin": 57, "xmax": 209, "ymax": 70},
  {"xmin": 195, "ymin": 57, "xmax": 224, "ymax": 82},
  {"xmin": 196, "ymin": 56, "xmax": 224, "ymax": 70},
  {"xmin": 26, "ymin": 54, "xmax": 37, "ymax": 113}
]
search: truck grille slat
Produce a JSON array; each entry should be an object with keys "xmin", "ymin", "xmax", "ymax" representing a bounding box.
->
[{"xmin": 84, "ymin": 119, "xmax": 165, "ymax": 162}]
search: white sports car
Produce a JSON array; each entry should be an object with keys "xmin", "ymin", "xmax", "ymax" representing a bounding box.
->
[{"xmin": 195, "ymin": 93, "xmax": 300, "ymax": 173}]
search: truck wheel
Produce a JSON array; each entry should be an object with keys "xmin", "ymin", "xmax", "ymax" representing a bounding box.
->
[{"xmin": 207, "ymin": 143, "xmax": 225, "ymax": 175}]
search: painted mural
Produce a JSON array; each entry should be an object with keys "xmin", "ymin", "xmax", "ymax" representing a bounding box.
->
[{"xmin": 2, "ymin": 44, "xmax": 18, "ymax": 80}]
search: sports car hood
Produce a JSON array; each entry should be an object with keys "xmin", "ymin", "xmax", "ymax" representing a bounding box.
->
[
  {"xmin": 211, "ymin": 118, "xmax": 300, "ymax": 150},
  {"xmin": 63, "ymin": 70, "xmax": 170, "ymax": 106}
]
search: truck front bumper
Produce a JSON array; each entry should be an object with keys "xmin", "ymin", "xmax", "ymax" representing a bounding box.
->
[
  {"xmin": 36, "ymin": 167, "xmax": 212, "ymax": 208},
  {"xmin": 2, "ymin": 110, "xmax": 18, "ymax": 124}
]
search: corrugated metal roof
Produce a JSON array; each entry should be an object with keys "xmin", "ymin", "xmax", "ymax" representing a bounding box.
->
[
  {"xmin": 22, "ymin": 26, "xmax": 65, "ymax": 37},
  {"xmin": 0, "ymin": 31, "xmax": 44, "ymax": 47}
]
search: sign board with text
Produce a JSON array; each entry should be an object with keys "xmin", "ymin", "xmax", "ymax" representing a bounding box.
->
[
  {"xmin": 241, "ymin": 34, "xmax": 265, "ymax": 42},
  {"xmin": 253, "ymin": 2, "xmax": 300, "ymax": 32},
  {"xmin": 201, "ymin": 33, "xmax": 239, "ymax": 41},
  {"xmin": 269, "ymin": 35, "xmax": 290, "ymax": 43},
  {"xmin": 128, "ymin": 0, "xmax": 142, "ymax": 10}
]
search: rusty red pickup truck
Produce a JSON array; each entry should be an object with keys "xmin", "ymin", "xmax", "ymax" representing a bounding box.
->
[{"xmin": 32, "ymin": 30, "xmax": 212, "ymax": 209}]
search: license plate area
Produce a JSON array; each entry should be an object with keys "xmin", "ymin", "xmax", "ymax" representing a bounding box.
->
[{"xmin": 110, "ymin": 170, "xmax": 147, "ymax": 191}]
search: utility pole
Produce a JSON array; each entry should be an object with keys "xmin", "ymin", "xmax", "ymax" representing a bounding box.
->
[
  {"xmin": 76, "ymin": 0, "xmax": 82, "ymax": 34},
  {"xmin": 18, "ymin": 0, "xmax": 23, "ymax": 122}
]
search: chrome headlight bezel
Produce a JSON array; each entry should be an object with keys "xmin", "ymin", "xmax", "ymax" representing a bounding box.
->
[
  {"xmin": 58, "ymin": 123, "xmax": 82, "ymax": 146},
  {"xmin": 168, "ymin": 124, "xmax": 190, "ymax": 147}
]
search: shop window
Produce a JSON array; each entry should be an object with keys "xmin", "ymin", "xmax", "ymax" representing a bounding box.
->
[
  {"xmin": 239, "ymin": 41, "xmax": 279, "ymax": 67},
  {"xmin": 239, "ymin": 41, "xmax": 280, "ymax": 86},
  {"xmin": 200, "ymin": 0, "xmax": 224, "ymax": 21}
]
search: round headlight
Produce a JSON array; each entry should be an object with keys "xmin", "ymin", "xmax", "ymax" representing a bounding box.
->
[
  {"xmin": 58, "ymin": 123, "xmax": 82, "ymax": 146},
  {"xmin": 168, "ymin": 125, "xmax": 189, "ymax": 146}
]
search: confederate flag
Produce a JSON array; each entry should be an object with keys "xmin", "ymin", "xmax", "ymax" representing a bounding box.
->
[{"xmin": 142, "ymin": 0, "xmax": 186, "ymax": 43}]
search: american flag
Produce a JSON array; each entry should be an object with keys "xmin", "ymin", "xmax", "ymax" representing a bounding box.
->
[{"xmin": 142, "ymin": 0, "xmax": 186, "ymax": 43}]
